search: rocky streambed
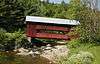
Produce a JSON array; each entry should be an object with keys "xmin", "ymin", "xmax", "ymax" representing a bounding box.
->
[{"xmin": 16, "ymin": 44, "xmax": 69, "ymax": 64}]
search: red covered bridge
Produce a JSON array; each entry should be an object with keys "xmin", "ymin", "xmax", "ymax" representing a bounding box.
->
[{"xmin": 25, "ymin": 16, "xmax": 80, "ymax": 42}]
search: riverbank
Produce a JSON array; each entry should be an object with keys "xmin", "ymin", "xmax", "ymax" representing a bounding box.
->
[{"xmin": 16, "ymin": 45, "xmax": 69, "ymax": 64}]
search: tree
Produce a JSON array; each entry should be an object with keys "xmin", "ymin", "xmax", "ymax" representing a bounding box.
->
[
  {"xmin": 53, "ymin": 1, "xmax": 68, "ymax": 18},
  {"xmin": 67, "ymin": 0, "xmax": 100, "ymax": 43},
  {"xmin": 0, "ymin": 0, "xmax": 24, "ymax": 32},
  {"xmin": 66, "ymin": 0, "xmax": 81, "ymax": 20},
  {"xmin": 0, "ymin": 0, "xmax": 41, "ymax": 32},
  {"xmin": 79, "ymin": 0, "xmax": 100, "ymax": 43}
]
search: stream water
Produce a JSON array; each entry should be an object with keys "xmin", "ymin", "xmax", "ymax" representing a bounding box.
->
[
  {"xmin": 0, "ymin": 52, "xmax": 55, "ymax": 64},
  {"xmin": 20, "ymin": 55, "xmax": 55, "ymax": 64}
]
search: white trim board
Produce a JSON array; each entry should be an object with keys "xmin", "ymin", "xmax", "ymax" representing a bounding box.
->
[{"xmin": 26, "ymin": 16, "xmax": 80, "ymax": 25}]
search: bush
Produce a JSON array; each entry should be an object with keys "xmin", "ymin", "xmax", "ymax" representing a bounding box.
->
[
  {"xmin": 67, "ymin": 39, "xmax": 80, "ymax": 48},
  {"xmin": 57, "ymin": 51, "xmax": 95, "ymax": 64},
  {"xmin": 67, "ymin": 51, "xmax": 94, "ymax": 64},
  {"xmin": 0, "ymin": 28, "xmax": 29, "ymax": 51}
]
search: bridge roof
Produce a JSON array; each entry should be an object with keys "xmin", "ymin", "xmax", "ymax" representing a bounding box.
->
[{"xmin": 26, "ymin": 16, "xmax": 80, "ymax": 25}]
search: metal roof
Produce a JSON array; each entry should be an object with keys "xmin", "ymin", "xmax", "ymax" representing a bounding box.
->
[{"xmin": 26, "ymin": 16, "xmax": 80, "ymax": 25}]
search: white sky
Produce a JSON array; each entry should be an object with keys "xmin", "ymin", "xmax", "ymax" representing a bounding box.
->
[{"xmin": 49, "ymin": 0, "xmax": 70, "ymax": 3}]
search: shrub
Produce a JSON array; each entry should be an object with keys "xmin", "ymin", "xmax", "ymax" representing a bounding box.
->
[
  {"xmin": 57, "ymin": 51, "xmax": 95, "ymax": 64},
  {"xmin": 68, "ymin": 51, "xmax": 94, "ymax": 64},
  {"xmin": 67, "ymin": 39, "xmax": 80, "ymax": 48},
  {"xmin": 0, "ymin": 28, "xmax": 29, "ymax": 51}
]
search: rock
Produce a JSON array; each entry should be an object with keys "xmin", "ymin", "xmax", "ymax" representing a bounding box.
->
[
  {"xmin": 46, "ymin": 44, "xmax": 51, "ymax": 47},
  {"xmin": 15, "ymin": 45, "xmax": 69, "ymax": 63},
  {"xmin": 16, "ymin": 47, "xmax": 41, "ymax": 56},
  {"xmin": 41, "ymin": 45, "xmax": 69, "ymax": 63},
  {"xmin": 45, "ymin": 47, "xmax": 52, "ymax": 50},
  {"xmin": 16, "ymin": 48, "xmax": 33, "ymax": 56},
  {"xmin": 28, "ymin": 50, "xmax": 34, "ymax": 54},
  {"xmin": 18, "ymin": 48, "xmax": 29, "ymax": 53},
  {"xmin": 57, "ymin": 41, "xmax": 66, "ymax": 44},
  {"xmin": 34, "ymin": 51, "xmax": 40, "ymax": 55}
]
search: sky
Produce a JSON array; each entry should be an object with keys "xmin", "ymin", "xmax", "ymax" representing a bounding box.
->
[
  {"xmin": 49, "ymin": 0, "xmax": 100, "ymax": 10},
  {"xmin": 98, "ymin": 0, "xmax": 100, "ymax": 10},
  {"xmin": 49, "ymin": 0, "xmax": 70, "ymax": 3}
]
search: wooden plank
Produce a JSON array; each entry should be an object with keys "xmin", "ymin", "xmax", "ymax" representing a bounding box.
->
[
  {"xmin": 26, "ymin": 22, "xmax": 71, "ymax": 40},
  {"xmin": 26, "ymin": 23, "xmax": 36, "ymax": 36},
  {"xmin": 26, "ymin": 23, "xmax": 30, "ymax": 36},
  {"xmin": 30, "ymin": 33, "xmax": 70, "ymax": 40},
  {"xmin": 32, "ymin": 24, "xmax": 70, "ymax": 32}
]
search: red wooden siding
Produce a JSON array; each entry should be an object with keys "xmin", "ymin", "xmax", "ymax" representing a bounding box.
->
[
  {"xmin": 30, "ymin": 33, "xmax": 70, "ymax": 40},
  {"xmin": 32, "ymin": 24, "xmax": 70, "ymax": 32},
  {"xmin": 26, "ymin": 22, "xmax": 71, "ymax": 40}
]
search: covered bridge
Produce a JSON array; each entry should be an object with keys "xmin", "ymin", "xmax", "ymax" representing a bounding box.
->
[{"xmin": 25, "ymin": 16, "xmax": 80, "ymax": 42}]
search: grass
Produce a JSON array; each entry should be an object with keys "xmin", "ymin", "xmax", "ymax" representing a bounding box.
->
[
  {"xmin": 89, "ymin": 45, "xmax": 100, "ymax": 64},
  {"xmin": 67, "ymin": 40, "xmax": 100, "ymax": 64}
]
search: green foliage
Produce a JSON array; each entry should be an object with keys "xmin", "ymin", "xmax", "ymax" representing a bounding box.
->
[
  {"xmin": 57, "ymin": 39, "xmax": 95, "ymax": 64},
  {"xmin": 0, "ymin": 0, "xmax": 70, "ymax": 50},
  {"xmin": 67, "ymin": 39, "xmax": 81, "ymax": 49},
  {"xmin": 0, "ymin": 0, "xmax": 41, "ymax": 32},
  {"xmin": 78, "ymin": 9, "xmax": 100, "ymax": 43},
  {"xmin": 18, "ymin": 0, "xmax": 41, "ymax": 16},
  {"xmin": 67, "ymin": 0, "xmax": 100, "ymax": 43},
  {"xmin": 0, "ymin": 0, "xmax": 69, "ymax": 32},
  {"xmin": 6, "ymin": 30, "xmax": 28, "ymax": 48},
  {"xmin": 67, "ymin": 39, "xmax": 95, "ymax": 55},
  {"xmin": 39, "ymin": 1, "xmax": 68, "ymax": 18},
  {"xmin": 0, "ymin": 28, "xmax": 28, "ymax": 51},
  {"xmin": 0, "ymin": 0, "xmax": 23, "ymax": 32},
  {"xmin": 66, "ymin": 39, "xmax": 100, "ymax": 64},
  {"xmin": 67, "ymin": 51, "xmax": 94, "ymax": 64},
  {"xmin": 66, "ymin": 0, "xmax": 81, "ymax": 20},
  {"xmin": 57, "ymin": 51, "xmax": 95, "ymax": 64}
]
